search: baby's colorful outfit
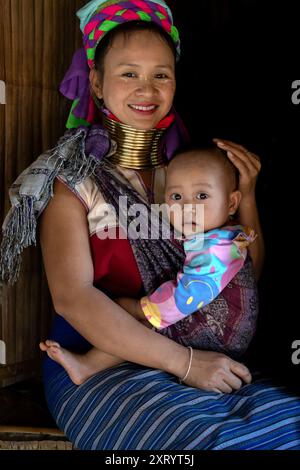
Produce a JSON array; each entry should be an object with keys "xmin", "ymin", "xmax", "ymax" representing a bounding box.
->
[{"xmin": 140, "ymin": 225, "xmax": 256, "ymax": 329}]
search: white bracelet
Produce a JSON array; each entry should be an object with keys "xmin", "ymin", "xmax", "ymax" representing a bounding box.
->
[{"xmin": 179, "ymin": 346, "xmax": 193, "ymax": 384}]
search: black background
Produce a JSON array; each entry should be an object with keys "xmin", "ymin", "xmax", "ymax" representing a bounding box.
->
[{"xmin": 171, "ymin": 0, "xmax": 300, "ymax": 390}]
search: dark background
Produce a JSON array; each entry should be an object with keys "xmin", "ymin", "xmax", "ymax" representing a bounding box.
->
[{"xmin": 171, "ymin": 0, "xmax": 300, "ymax": 390}]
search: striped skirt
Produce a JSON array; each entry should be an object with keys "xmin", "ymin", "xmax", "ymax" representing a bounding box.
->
[{"xmin": 44, "ymin": 360, "xmax": 300, "ymax": 450}]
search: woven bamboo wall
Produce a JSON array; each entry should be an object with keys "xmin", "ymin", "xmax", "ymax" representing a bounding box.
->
[{"xmin": 0, "ymin": 0, "xmax": 85, "ymax": 387}]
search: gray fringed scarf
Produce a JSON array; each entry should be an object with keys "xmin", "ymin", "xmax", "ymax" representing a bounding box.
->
[
  {"xmin": 0, "ymin": 126, "xmax": 114, "ymax": 285},
  {"xmin": 0, "ymin": 124, "xmax": 184, "ymax": 291}
]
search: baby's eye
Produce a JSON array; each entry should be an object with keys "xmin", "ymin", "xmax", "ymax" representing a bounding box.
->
[
  {"xmin": 170, "ymin": 193, "xmax": 182, "ymax": 201},
  {"xmin": 122, "ymin": 72, "xmax": 136, "ymax": 78},
  {"xmin": 196, "ymin": 193, "xmax": 208, "ymax": 200}
]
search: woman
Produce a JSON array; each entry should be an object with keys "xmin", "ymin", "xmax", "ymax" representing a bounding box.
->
[{"xmin": 1, "ymin": 0, "xmax": 300, "ymax": 450}]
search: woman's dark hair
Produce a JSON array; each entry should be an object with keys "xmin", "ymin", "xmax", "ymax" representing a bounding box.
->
[{"xmin": 94, "ymin": 21, "xmax": 176, "ymax": 77}]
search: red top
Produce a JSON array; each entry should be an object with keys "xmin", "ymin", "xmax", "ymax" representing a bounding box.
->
[
  {"xmin": 57, "ymin": 165, "xmax": 167, "ymax": 300},
  {"xmin": 90, "ymin": 228, "xmax": 143, "ymax": 299}
]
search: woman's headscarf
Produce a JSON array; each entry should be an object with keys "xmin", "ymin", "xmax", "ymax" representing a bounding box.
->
[{"xmin": 60, "ymin": 0, "xmax": 181, "ymax": 129}]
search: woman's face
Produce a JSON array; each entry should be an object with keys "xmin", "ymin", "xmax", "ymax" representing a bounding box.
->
[{"xmin": 90, "ymin": 30, "xmax": 176, "ymax": 130}]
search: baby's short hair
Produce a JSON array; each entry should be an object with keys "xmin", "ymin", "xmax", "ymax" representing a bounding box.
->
[{"xmin": 169, "ymin": 145, "xmax": 239, "ymax": 190}]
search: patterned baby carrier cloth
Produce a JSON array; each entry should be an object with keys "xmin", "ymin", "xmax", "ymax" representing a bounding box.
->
[{"xmin": 93, "ymin": 160, "xmax": 259, "ymax": 358}]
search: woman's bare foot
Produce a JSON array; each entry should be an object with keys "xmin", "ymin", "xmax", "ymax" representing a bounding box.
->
[{"xmin": 39, "ymin": 340, "xmax": 98, "ymax": 385}]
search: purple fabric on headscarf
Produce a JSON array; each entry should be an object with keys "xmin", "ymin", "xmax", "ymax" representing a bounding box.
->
[{"xmin": 59, "ymin": 48, "xmax": 91, "ymax": 120}]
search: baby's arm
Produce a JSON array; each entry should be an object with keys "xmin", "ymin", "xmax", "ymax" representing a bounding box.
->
[
  {"xmin": 114, "ymin": 297, "xmax": 154, "ymax": 330},
  {"xmin": 115, "ymin": 297, "xmax": 145, "ymax": 321},
  {"xmin": 139, "ymin": 226, "xmax": 256, "ymax": 330}
]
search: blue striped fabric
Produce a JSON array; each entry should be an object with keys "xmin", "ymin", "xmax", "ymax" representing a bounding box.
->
[{"xmin": 44, "ymin": 361, "xmax": 300, "ymax": 450}]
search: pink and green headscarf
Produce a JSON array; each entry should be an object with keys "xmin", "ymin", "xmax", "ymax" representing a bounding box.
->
[{"xmin": 60, "ymin": 0, "xmax": 180, "ymax": 129}]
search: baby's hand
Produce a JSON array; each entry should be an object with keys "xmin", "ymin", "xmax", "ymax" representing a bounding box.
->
[{"xmin": 115, "ymin": 297, "xmax": 145, "ymax": 320}]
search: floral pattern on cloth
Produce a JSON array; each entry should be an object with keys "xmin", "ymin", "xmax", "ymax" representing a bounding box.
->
[{"xmin": 140, "ymin": 225, "xmax": 256, "ymax": 329}]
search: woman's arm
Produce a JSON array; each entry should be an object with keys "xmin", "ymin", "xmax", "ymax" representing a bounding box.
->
[
  {"xmin": 214, "ymin": 139, "xmax": 265, "ymax": 279},
  {"xmin": 237, "ymin": 196, "xmax": 264, "ymax": 280},
  {"xmin": 39, "ymin": 178, "xmax": 252, "ymax": 392},
  {"xmin": 39, "ymin": 179, "xmax": 189, "ymax": 376}
]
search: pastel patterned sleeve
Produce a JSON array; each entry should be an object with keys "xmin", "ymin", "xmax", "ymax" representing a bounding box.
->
[{"xmin": 140, "ymin": 225, "xmax": 256, "ymax": 330}]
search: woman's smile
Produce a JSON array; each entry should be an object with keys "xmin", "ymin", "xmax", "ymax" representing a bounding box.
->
[{"xmin": 128, "ymin": 103, "xmax": 159, "ymax": 118}]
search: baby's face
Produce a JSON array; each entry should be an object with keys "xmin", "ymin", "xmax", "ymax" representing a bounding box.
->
[{"xmin": 165, "ymin": 154, "xmax": 237, "ymax": 236}]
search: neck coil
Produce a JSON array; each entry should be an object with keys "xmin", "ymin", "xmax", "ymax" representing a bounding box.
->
[{"xmin": 103, "ymin": 115, "xmax": 168, "ymax": 170}]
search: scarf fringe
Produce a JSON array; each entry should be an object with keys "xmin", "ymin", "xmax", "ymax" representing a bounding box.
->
[
  {"xmin": 51, "ymin": 130, "xmax": 99, "ymax": 188},
  {"xmin": 0, "ymin": 197, "xmax": 37, "ymax": 285},
  {"xmin": 1, "ymin": 128, "xmax": 102, "ymax": 285}
]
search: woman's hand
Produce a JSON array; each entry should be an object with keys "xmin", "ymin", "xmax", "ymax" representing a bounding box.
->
[
  {"xmin": 214, "ymin": 139, "xmax": 261, "ymax": 200},
  {"xmin": 180, "ymin": 349, "xmax": 252, "ymax": 393},
  {"xmin": 213, "ymin": 139, "xmax": 264, "ymax": 279}
]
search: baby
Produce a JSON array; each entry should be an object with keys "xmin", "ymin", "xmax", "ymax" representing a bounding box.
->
[
  {"xmin": 137, "ymin": 146, "xmax": 256, "ymax": 328},
  {"xmin": 40, "ymin": 146, "xmax": 257, "ymax": 383},
  {"xmin": 118, "ymin": 146, "xmax": 256, "ymax": 329}
]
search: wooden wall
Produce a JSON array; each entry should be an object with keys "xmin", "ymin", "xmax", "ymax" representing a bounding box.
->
[{"xmin": 0, "ymin": 0, "xmax": 86, "ymax": 387}]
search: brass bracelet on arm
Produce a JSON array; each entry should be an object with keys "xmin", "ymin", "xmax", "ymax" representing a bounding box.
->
[{"xmin": 179, "ymin": 346, "xmax": 193, "ymax": 384}]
